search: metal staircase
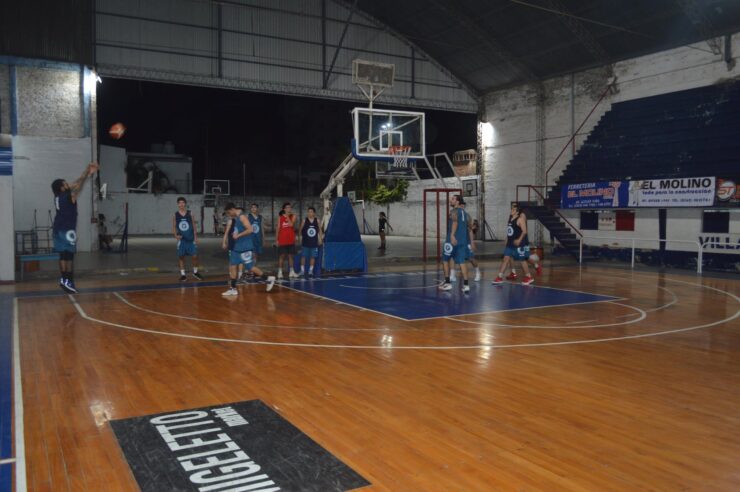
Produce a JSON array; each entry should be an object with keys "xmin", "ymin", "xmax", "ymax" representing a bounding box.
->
[{"xmin": 518, "ymin": 186, "xmax": 590, "ymax": 261}]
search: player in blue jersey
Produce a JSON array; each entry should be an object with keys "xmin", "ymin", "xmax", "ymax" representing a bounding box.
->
[
  {"xmin": 248, "ymin": 203, "xmax": 264, "ymax": 260},
  {"xmin": 299, "ymin": 207, "xmax": 322, "ymax": 278},
  {"xmin": 438, "ymin": 195, "xmax": 471, "ymax": 293},
  {"xmin": 222, "ymin": 212, "xmax": 247, "ymax": 283},
  {"xmin": 173, "ymin": 197, "xmax": 203, "ymax": 281},
  {"xmin": 222, "ymin": 203, "xmax": 275, "ymax": 295},
  {"xmin": 492, "ymin": 203, "xmax": 534, "ymax": 285},
  {"xmin": 50, "ymin": 161, "xmax": 99, "ymax": 293},
  {"xmin": 451, "ymin": 202, "xmax": 481, "ymax": 282}
]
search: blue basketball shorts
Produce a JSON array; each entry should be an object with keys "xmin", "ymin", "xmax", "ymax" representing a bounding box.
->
[
  {"xmin": 504, "ymin": 245, "xmax": 530, "ymax": 261},
  {"xmin": 230, "ymin": 250, "xmax": 255, "ymax": 270},
  {"xmin": 177, "ymin": 239, "xmax": 197, "ymax": 257},
  {"xmin": 442, "ymin": 242, "xmax": 467, "ymax": 265},
  {"xmin": 302, "ymin": 247, "xmax": 319, "ymax": 259},
  {"xmin": 53, "ymin": 229, "xmax": 77, "ymax": 253}
]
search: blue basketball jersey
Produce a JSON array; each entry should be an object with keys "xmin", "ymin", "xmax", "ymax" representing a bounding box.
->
[
  {"xmin": 446, "ymin": 207, "xmax": 468, "ymax": 245},
  {"xmin": 506, "ymin": 213, "xmax": 528, "ymax": 248},
  {"xmin": 232, "ymin": 213, "xmax": 254, "ymax": 252},
  {"xmin": 175, "ymin": 211, "xmax": 195, "ymax": 241},
  {"xmin": 301, "ymin": 217, "xmax": 320, "ymax": 248},
  {"xmin": 248, "ymin": 213, "xmax": 263, "ymax": 240},
  {"xmin": 53, "ymin": 191, "xmax": 77, "ymax": 232}
]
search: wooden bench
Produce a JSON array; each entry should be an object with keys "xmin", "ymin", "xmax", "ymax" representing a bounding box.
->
[{"xmin": 18, "ymin": 253, "xmax": 59, "ymax": 281}]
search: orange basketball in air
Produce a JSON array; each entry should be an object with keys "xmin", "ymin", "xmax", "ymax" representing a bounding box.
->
[{"xmin": 109, "ymin": 122, "xmax": 126, "ymax": 140}]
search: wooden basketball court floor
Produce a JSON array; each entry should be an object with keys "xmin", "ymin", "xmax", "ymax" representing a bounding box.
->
[{"xmin": 2, "ymin": 263, "xmax": 739, "ymax": 491}]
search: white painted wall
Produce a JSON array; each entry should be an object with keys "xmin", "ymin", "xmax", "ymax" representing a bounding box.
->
[
  {"xmin": 99, "ymin": 193, "xmax": 206, "ymax": 235},
  {"xmin": 350, "ymin": 177, "xmax": 481, "ymax": 238},
  {"xmin": 99, "ymin": 144, "xmax": 127, "ymax": 192},
  {"xmin": 99, "ymin": 193, "xmax": 324, "ymax": 236},
  {"xmin": 12, "ymin": 136, "xmax": 96, "ymax": 252},
  {"xmin": 481, "ymin": 32, "xmax": 740, "ymax": 248}
]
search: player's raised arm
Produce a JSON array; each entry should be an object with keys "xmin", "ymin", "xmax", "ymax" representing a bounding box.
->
[{"xmin": 70, "ymin": 162, "xmax": 99, "ymax": 201}]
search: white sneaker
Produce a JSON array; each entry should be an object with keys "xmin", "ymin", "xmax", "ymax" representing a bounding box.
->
[
  {"xmin": 277, "ymin": 271, "xmax": 284, "ymax": 280},
  {"xmin": 474, "ymin": 270, "xmax": 481, "ymax": 282},
  {"xmin": 221, "ymin": 288, "xmax": 238, "ymax": 297},
  {"xmin": 265, "ymin": 276, "xmax": 276, "ymax": 292},
  {"xmin": 439, "ymin": 282, "xmax": 452, "ymax": 291},
  {"xmin": 462, "ymin": 284, "xmax": 470, "ymax": 293},
  {"xmin": 289, "ymin": 270, "xmax": 299, "ymax": 279},
  {"xmin": 450, "ymin": 273, "xmax": 457, "ymax": 282}
]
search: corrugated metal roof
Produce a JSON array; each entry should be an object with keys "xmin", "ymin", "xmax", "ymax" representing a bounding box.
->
[
  {"xmin": 0, "ymin": 0, "xmax": 93, "ymax": 64},
  {"xmin": 353, "ymin": 0, "xmax": 740, "ymax": 93}
]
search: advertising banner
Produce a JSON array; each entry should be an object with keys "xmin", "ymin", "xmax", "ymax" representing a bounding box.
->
[
  {"xmin": 628, "ymin": 177, "xmax": 715, "ymax": 207},
  {"xmin": 561, "ymin": 181, "xmax": 627, "ymax": 209},
  {"xmin": 716, "ymin": 178, "xmax": 739, "ymax": 206}
]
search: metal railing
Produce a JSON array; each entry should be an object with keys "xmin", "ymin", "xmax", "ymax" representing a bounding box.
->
[
  {"xmin": 578, "ymin": 235, "xmax": 740, "ymax": 274},
  {"xmin": 516, "ymin": 184, "xmax": 583, "ymax": 239}
]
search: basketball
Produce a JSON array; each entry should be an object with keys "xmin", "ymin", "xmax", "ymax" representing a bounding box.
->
[
  {"xmin": 529, "ymin": 253, "xmax": 539, "ymax": 263},
  {"xmin": 109, "ymin": 122, "xmax": 126, "ymax": 140}
]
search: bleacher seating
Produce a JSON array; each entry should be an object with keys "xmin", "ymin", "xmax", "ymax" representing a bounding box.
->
[{"xmin": 551, "ymin": 81, "xmax": 740, "ymax": 205}]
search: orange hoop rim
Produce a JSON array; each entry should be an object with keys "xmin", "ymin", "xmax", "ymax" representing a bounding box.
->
[{"xmin": 389, "ymin": 145, "xmax": 412, "ymax": 154}]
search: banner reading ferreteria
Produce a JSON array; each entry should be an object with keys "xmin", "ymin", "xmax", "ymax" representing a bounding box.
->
[
  {"xmin": 561, "ymin": 177, "xmax": 717, "ymax": 208},
  {"xmin": 561, "ymin": 181, "xmax": 628, "ymax": 209}
]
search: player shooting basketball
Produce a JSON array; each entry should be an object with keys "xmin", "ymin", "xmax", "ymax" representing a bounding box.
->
[{"xmin": 50, "ymin": 161, "xmax": 99, "ymax": 293}]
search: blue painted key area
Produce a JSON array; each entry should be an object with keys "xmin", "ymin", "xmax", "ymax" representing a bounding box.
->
[
  {"xmin": 0, "ymin": 294, "xmax": 14, "ymax": 492},
  {"xmin": 284, "ymin": 272, "xmax": 617, "ymax": 320}
]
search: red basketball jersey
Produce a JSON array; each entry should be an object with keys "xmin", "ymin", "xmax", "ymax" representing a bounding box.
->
[{"xmin": 277, "ymin": 214, "xmax": 296, "ymax": 245}]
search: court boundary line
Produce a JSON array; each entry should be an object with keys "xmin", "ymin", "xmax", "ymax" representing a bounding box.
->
[
  {"xmin": 113, "ymin": 292, "xmax": 417, "ymax": 332},
  {"xmin": 411, "ymin": 297, "xmax": 627, "ymax": 322},
  {"xmin": 445, "ymin": 302, "xmax": 647, "ymax": 329},
  {"xmin": 65, "ymin": 282, "xmax": 740, "ymax": 350},
  {"xmin": 616, "ymin": 285, "xmax": 678, "ymax": 318},
  {"xmin": 338, "ymin": 281, "xmax": 445, "ymax": 290},
  {"xmin": 13, "ymin": 298, "xmax": 27, "ymax": 492},
  {"xmin": 112, "ymin": 293, "xmax": 631, "ymax": 333}
]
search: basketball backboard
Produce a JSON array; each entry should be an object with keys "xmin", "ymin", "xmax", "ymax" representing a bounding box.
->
[
  {"xmin": 203, "ymin": 179, "xmax": 230, "ymax": 196},
  {"xmin": 351, "ymin": 107, "xmax": 425, "ymax": 160}
]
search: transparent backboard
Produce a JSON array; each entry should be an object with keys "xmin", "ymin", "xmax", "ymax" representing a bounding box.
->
[
  {"xmin": 203, "ymin": 179, "xmax": 230, "ymax": 195},
  {"xmin": 352, "ymin": 107, "xmax": 425, "ymax": 160}
]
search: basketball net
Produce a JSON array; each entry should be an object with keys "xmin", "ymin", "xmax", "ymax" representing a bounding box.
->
[{"xmin": 389, "ymin": 145, "xmax": 412, "ymax": 168}]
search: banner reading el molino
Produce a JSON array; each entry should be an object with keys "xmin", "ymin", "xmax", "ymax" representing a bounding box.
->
[
  {"xmin": 561, "ymin": 181, "xmax": 628, "ymax": 209},
  {"xmin": 628, "ymin": 177, "xmax": 715, "ymax": 207}
]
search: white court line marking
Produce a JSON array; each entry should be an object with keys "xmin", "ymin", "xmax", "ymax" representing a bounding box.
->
[
  {"xmin": 13, "ymin": 298, "xmax": 27, "ymax": 491},
  {"xmin": 114, "ymin": 293, "xmax": 626, "ymax": 333},
  {"xmin": 114, "ymin": 292, "xmax": 411, "ymax": 332},
  {"xmin": 567, "ymin": 319, "xmax": 597, "ymax": 325},
  {"xmin": 446, "ymin": 302, "xmax": 647, "ymax": 329},
  {"xmin": 0, "ymin": 458, "xmax": 15, "ymax": 465},
  {"xmin": 67, "ymin": 283, "xmax": 740, "ymax": 350},
  {"xmin": 616, "ymin": 286, "xmax": 679, "ymax": 318},
  {"xmin": 338, "ymin": 281, "xmax": 444, "ymax": 290},
  {"xmin": 488, "ymin": 280, "xmax": 621, "ymax": 298},
  {"xmin": 409, "ymin": 298, "xmax": 628, "ymax": 323}
]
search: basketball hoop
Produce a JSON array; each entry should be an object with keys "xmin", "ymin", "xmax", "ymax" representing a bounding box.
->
[{"xmin": 389, "ymin": 145, "xmax": 412, "ymax": 168}]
